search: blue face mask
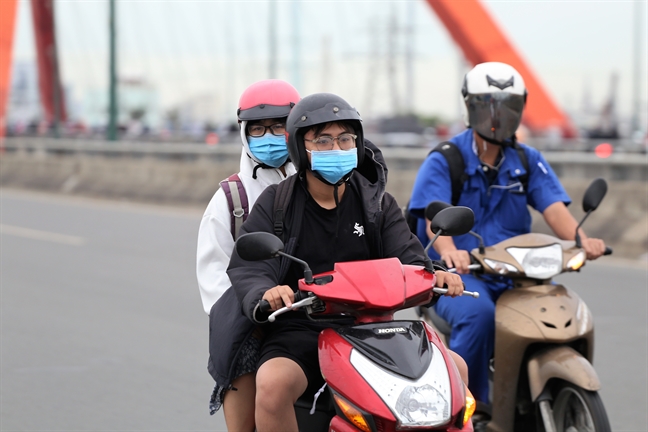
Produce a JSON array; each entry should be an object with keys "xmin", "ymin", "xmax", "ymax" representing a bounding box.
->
[
  {"xmin": 309, "ymin": 148, "xmax": 358, "ymax": 184},
  {"xmin": 248, "ymin": 134, "xmax": 289, "ymax": 168}
]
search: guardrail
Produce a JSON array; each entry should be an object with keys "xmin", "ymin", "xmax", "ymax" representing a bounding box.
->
[
  {"xmin": 2, "ymin": 137, "xmax": 646, "ymax": 259},
  {"xmin": 2, "ymin": 137, "xmax": 645, "ymax": 182}
]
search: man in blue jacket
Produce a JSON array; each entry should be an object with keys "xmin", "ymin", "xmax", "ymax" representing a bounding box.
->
[{"xmin": 408, "ymin": 62, "xmax": 607, "ymax": 407}]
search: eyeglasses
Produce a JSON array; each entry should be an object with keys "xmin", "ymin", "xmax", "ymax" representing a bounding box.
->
[
  {"xmin": 304, "ymin": 133, "xmax": 357, "ymax": 151},
  {"xmin": 247, "ymin": 123, "xmax": 286, "ymax": 137}
]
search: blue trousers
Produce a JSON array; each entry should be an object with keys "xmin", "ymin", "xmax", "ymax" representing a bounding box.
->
[{"xmin": 434, "ymin": 273, "xmax": 512, "ymax": 403}]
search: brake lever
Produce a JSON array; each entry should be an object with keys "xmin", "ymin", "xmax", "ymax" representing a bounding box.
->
[
  {"xmin": 433, "ymin": 287, "xmax": 480, "ymax": 298},
  {"xmin": 446, "ymin": 264, "xmax": 482, "ymax": 274},
  {"xmin": 268, "ymin": 296, "xmax": 318, "ymax": 323}
]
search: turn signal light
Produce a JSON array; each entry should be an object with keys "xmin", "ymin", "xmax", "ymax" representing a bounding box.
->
[
  {"xmin": 464, "ymin": 387, "xmax": 476, "ymax": 426},
  {"xmin": 333, "ymin": 394, "xmax": 372, "ymax": 432},
  {"xmin": 567, "ymin": 251, "xmax": 586, "ymax": 271}
]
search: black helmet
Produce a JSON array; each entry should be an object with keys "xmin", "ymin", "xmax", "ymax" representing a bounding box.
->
[{"xmin": 286, "ymin": 93, "xmax": 364, "ymax": 172}]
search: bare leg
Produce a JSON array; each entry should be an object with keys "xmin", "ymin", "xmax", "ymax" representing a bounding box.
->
[
  {"xmin": 450, "ymin": 349, "xmax": 469, "ymax": 386},
  {"xmin": 223, "ymin": 372, "xmax": 256, "ymax": 432},
  {"xmin": 255, "ymin": 358, "xmax": 308, "ymax": 432}
]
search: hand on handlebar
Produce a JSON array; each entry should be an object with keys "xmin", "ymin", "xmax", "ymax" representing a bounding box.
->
[
  {"xmin": 581, "ymin": 237, "xmax": 608, "ymax": 260},
  {"xmin": 262, "ymin": 285, "xmax": 294, "ymax": 311},
  {"xmin": 440, "ymin": 250, "xmax": 472, "ymax": 274},
  {"xmin": 435, "ymin": 271, "xmax": 464, "ymax": 297}
]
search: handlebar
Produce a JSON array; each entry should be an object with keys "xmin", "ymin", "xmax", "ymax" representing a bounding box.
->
[
  {"xmin": 446, "ymin": 264, "xmax": 482, "ymax": 274},
  {"xmin": 433, "ymin": 287, "xmax": 480, "ymax": 298},
  {"xmin": 258, "ymin": 291, "xmax": 309, "ymax": 314},
  {"xmin": 604, "ymin": 246, "xmax": 613, "ymax": 256},
  {"xmin": 266, "ymin": 295, "xmax": 318, "ymax": 323},
  {"xmin": 258, "ymin": 281, "xmax": 479, "ymax": 322}
]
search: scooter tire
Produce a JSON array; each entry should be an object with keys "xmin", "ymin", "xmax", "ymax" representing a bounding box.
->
[{"xmin": 549, "ymin": 381, "xmax": 611, "ymax": 432}]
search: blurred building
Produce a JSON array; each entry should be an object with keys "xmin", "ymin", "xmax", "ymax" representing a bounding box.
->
[
  {"xmin": 7, "ymin": 61, "xmax": 41, "ymax": 131},
  {"xmin": 83, "ymin": 77, "xmax": 160, "ymax": 133}
]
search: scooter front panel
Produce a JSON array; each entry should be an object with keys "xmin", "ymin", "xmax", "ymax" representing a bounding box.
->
[
  {"xmin": 318, "ymin": 329, "xmax": 395, "ymax": 423},
  {"xmin": 497, "ymin": 284, "xmax": 593, "ymax": 342},
  {"xmin": 490, "ymin": 284, "xmax": 595, "ymax": 432},
  {"xmin": 337, "ymin": 321, "xmax": 432, "ymax": 380}
]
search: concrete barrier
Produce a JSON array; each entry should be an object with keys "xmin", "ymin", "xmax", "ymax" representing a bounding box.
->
[{"xmin": 1, "ymin": 138, "xmax": 646, "ymax": 259}]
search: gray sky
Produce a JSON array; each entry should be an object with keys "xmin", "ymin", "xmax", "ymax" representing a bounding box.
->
[{"xmin": 11, "ymin": 0, "xmax": 647, "ymax": 129}]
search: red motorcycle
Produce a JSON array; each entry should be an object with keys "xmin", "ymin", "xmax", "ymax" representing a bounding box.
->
[{"xmin": 236, "ymin": 205, "xmax": 478, "ymax": 432}]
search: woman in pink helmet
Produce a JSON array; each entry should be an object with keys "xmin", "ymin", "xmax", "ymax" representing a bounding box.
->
[{"xmin": 197, "ymin": 79, "xmax": 300, "ymax": 431}]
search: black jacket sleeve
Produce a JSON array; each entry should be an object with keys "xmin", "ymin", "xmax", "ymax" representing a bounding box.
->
[
  {"xmin": 226, "ymin": 185, "xmax": 283, "ymax": 323},
  {"xmin": 380, "ymin": 192, "xmax": 427, "ymax": 267}
]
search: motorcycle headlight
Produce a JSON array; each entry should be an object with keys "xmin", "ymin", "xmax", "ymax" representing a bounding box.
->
[
  {"xmin": 483, "ymin": 258, "xmax": 519, "ymax": 275},
  {"xmin": 350, "ymin": 344, "xmax": 451, "ymax": 428},
  {"xmin": 506, "ymin": 244, "xmax": 563, "ymax": 279}
]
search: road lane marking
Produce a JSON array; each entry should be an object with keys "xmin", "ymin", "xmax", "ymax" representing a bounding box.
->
[{"xmin": 0, "ymin": 224, "xmax": 86, "ymax": 246}]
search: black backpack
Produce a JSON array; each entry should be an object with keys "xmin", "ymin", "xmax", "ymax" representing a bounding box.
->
[{"xmin": 404, "ymin": 141, "xmax": 529, "ymax": 233}]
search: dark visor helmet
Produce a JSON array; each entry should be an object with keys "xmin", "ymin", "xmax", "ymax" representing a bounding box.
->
[
  {"xmin": 461, "ymin": 62, "xmax": 527, "ymax": 146},
  {"xmin": 286, "ymin": 93, "xmax": 364, "ymax": 173}
]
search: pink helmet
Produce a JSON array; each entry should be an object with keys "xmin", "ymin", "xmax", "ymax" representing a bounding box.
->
[{"xmin": 237, "ymin": 79, "xmax": 300, "ymax": 122}]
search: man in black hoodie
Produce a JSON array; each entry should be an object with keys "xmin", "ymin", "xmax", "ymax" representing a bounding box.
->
[{"xmin": 227, "ymin": 93, "xmax": 465, "ymax": 432}]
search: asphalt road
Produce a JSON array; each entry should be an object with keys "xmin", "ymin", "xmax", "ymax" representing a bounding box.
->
[{"xmin": 1, "ymin": 189, "xmax": 646, "ymax": 432}]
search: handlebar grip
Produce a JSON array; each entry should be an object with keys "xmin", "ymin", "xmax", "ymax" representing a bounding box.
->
[
  {"xmin": 604, "ymin": 247, "xmax": 613, "ymax": 256},
  {"xmin": 258, "ymin": 299, "xmax": 272, "ymax": 313}
]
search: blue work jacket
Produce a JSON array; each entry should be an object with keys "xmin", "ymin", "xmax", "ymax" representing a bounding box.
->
[{"xmin": 409, "ymin": 129, "xmax": 571, "ymax": 260}]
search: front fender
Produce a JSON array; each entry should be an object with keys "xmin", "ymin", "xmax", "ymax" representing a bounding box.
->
[{"xmin": 527, "ymin": 346, "xmax": 601, "ymax": 401}]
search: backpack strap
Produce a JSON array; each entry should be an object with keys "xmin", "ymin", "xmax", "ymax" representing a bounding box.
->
[
  {"xmin": 219, "ymin": 173, "xmax": 249, "ymax": 240},
  {"xmin": 514, "ymin": 143, "xmax": 529, "ymax": 192},
  {"xmin": 403, "ymin": 141, "xmax": 466, "ymax": 234},
  {"xmin": 273, "ymin": 174, "xmax": 297, "ymax": 242},
  {"xmin": 272, "ymin": 174, "xmax": 302, "ymax": 281},
  {"xmin": 430, "ymin": 141, "xmax": 468, "ymax": 206}
]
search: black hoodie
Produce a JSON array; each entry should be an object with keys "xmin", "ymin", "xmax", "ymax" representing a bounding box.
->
[{"xmin": 228, "ymin": 139, "xmax": 427, "ymax": 321}]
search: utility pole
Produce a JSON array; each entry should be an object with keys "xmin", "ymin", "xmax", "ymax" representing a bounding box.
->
[
  {"xmin": 405, "ymin": 1, "xmax": 415, "ymax": 114},
  {"xmin": 363, "ymin": 20, "xmax": 380, "ymax": 118},
  {"xmin": 631, "ymin": 0, "xmax": 643, "ymax": 133},
  {"xmin": 291, "ymin": 0, "xmax": 301, "ymax": 91},
  {"xmin": 320, "ymin": 35, "xmax": 331, "ymax": 92},
  {"xmin": 107, "ymin": 0, "xmax": 118, "ymax": 141},
  {"xmin": 268, "ymin": 0, "xmax": 277, "ymax": 78},
  {"xmin": 387, "ymin": 7, "xmax": 401, "ymax": 114},
  {"xmin": 51, "ymin": 33, "xmax": 61, "ymax": 138}
]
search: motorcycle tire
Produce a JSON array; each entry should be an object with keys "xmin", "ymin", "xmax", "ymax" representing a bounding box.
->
[{"xmin": 550, "ymin": 381, "xmax": 611, "ymax": 432}]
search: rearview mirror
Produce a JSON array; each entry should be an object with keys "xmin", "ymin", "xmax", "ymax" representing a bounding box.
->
[
  {"xmin": 235, "ymin": 232, "xmax": 284, "ymax": 261},
  {"xmin": 431, "ymin": 206, "xmax": 475, "ymax": 237},
  {"xmin": 424, "ymin": 201, "xmax": 452, "ymax": 222},
  {"xmin": 582, "ymin": 178, "xmax": 608, "ymax": 213}
]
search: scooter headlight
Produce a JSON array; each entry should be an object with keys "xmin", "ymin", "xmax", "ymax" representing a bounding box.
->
[
  {"xmin": 506, "ymin": 244, "xmax": 563, "ymax": 279},
  {"xmin": 350, "ymin": 344, "xmax": 451, "ymax": 428},
  {"xmin": 395, "ymin": 384, "xmax": 448, "ymax": 424}
]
